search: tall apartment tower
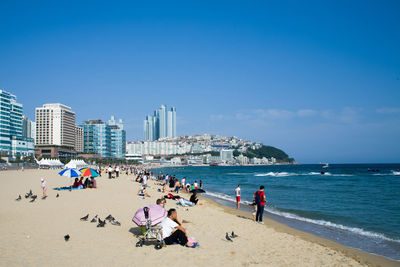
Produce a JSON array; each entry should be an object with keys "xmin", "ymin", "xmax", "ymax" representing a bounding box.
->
[
  {"xmin": 167, "ymin": 107, "xmax": 176, "ymax": 138},
  {"xmin": 35, "ymin": 104, "xmax": 76, "ymax": 158},
  {"xmin": 159, "ymin": 104, "xmax": 167, "ymax": 139}
]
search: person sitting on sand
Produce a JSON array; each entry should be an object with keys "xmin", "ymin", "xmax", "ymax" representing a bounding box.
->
[
  {"xmin": 72, "ymin": 178, "xmax": 79, "ymax": 188},
  {"xmin": 138, "ymin": 185, "xmax": 150, "ymax": 197},
  {"xmin": 160, "ymin": 209, "xmax": 198, "ymax": 248},
  {"xmin": 91, "ymin": 177, "xmax": 97, "ymax": 188},
  {"xmin": 83, "ymin": 177, "xmax": 90, "ymax": 188},
  {"xmin": 189, "ymin": 192, "xmax": 199, "ymax": 205},
  {"xmin": 78, "ymin": 177, "xmax": 84, "ymax": 187},
  {"xmin": 40, "ymin": 178, "xmax": 47, "ymax": 197}
]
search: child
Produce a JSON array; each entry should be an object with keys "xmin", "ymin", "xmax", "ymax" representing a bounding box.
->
[
  {"xmin": 251, "ymin": 200, "xmax": 257, "ymax": 221},
  {"xmin": 41, "ymin": 178, "xmax": 47, "ymax": 197}
]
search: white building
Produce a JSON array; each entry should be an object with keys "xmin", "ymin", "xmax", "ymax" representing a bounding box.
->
[
  {"xmin": 220, "ymin": 149, "xmax": 234, "ymax": 162},
  {"xmin": 35, "ymin": 103, "xmax": 76, "ymax": 148}
]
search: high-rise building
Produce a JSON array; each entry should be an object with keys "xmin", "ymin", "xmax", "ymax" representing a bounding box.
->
[
  {"xmin": 159, "ymin": 104, "xmax": 167, "ymax": 139},
  {"xmin": 82, "ymin": 120, "xmax": 111, "ymax": 158},
  {"xmin": 82, "ymin": 116, "xmax": 126, "ymax": 158},
  {"xmin": 75, "ymin": 126, "xmax": 84, "ymax": 153},
  {"xmin": 35, "ymin": 103, "xmax": 75, "ymax": 147},
  {"xmin": 144, "ymin": 105, "xmax": 176, "ymax": 141},
  {"xmin": 108, "ymin": 116, "xmax": 126, "ymax": 159},
  {"xmin": 144, "ymin": 115, "xmax": 154, "ymax": 141},
  {"xmin": 167, "ymin": 107, "xmax": 176, "ymax": 138},
  {"xmin": 35, "ymin": 103, "xmax": 76, "ymax": 158},
  {"xmin": 0, "ymin": 90, "xmax": 34, "ymax": 157}
]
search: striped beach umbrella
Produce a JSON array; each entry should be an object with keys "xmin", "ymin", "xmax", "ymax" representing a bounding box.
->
[
  {"xmin": 59, "ymin": 168, "xmax": 82, "ymax": 178},
  {"xmin": 79, "ymin": 168, "xmax": 99, "ymax": 177}
]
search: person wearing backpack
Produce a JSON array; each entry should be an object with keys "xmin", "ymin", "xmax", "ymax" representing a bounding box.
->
[{"xmin": 253, "ymin": 185, "xmax": 266, "ymax": 224}]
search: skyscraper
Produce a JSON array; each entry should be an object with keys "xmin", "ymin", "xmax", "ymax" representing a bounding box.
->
[
  {"xmin": 159, "ymin": 104, "xmax": 167, "ymax": 139},
  {"xmin": 143, "ymin": 105, "xmax": 177, "ymax": 141},
  {"xmin": 0, "ymin": 89, "xmax": 34, "ymax": 156},
  {"xmin": 83, "ymin": 116, "xmax": 126, "ymax": 158},
  {"xmin": 109, "ymin": 116, "xmax": 126, "ymax": 159},
  {"xmin": 168, "ymin": 107, "xmax": 176, "ymax": 138},
  {"xmin": 35, "ymin": 103, "xmax": 76, "ymax": 158},
  {"xmin": 82, "ymin": 120, "xmax": 111, "ymax": 158}
]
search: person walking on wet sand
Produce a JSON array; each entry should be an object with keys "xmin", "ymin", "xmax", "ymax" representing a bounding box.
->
[
  {"xmin": 234, "ymin": 185, "xmax": 241, "ymax": 209},
  {"xmin": 253, "ymin": 185, "xmax": 266, "ymax": 224}
]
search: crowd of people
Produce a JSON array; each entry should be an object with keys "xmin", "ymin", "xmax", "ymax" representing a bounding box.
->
[{"xmin": 72, "ymin": 176, "xmax": 97, "ymax": 189}]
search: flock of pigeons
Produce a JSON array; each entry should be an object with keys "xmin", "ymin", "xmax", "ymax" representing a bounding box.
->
[
  {"xmin": 65, "ymin": 214, "xmax": 122, "ymax": 241},
  {"xmin": 15, "ymin": 190, "xmax": 59, "ymax": 203},
  {"xmin": 225, "ymin": 231, "xmax": 239, "ymax": 242},
  {"xmin": 80, "ymin": 213, "xmax": 121, "ymax": 227}
]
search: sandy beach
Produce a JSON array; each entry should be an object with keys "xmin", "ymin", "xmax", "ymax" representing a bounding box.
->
[{"xmin": 0, "ymin": 169, "xmax": 397, "ymax": 266}]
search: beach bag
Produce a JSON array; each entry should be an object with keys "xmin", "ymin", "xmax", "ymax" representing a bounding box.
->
[{"xmin": 254, "ymin": 191, "xmax": 261, "ymax": 205}]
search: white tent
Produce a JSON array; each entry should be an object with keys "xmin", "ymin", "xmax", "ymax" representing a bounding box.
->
[
  {"xmin": 65, "ymin": 159, "xmax": 88, "ymax": 170},
  {"xmin": 38, "ymin": 158, "xmax": 64, "ymax": 169}
]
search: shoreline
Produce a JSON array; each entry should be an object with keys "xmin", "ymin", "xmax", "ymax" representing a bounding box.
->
[{"xmin": 199, "ymin": 193, "xmax": 399, "ymax": 267}]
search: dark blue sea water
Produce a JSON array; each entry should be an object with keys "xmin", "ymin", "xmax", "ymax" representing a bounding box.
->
[{"xmin": 154, "ymin": 164, "xmax": 400, "ymax": 260}]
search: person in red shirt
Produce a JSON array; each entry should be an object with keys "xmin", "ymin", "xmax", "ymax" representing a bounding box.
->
[{"xmin": 253, "ymin": 185, "xmax": 266, "ymax": 224}]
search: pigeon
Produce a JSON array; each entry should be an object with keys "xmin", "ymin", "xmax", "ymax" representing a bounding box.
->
[
  {"xmin": 225, "ymin": 232, "xmax": 233, "ymax": 242},
  {"xmin": 97, "ymin": 219, "xmax": 106, "ymax": 227},
  {"xmin": 90, "ymin": 215, "xmax": 98, "ymax": 223},
  {"xmin": 30, "ymin": 196, "xmax": 37, "ymax": 203},
  {"xmin": 110, "ymin": 219, "xmax": 121, "ymax": 226},
  {"xmin": 16, "ymin": 195, "xmax": 21, "ymax": 201},
  {"xmin": 105, "ymin": 215, "xmax": 114, "ymax": 221},
  {"xmin": 231, "ymin": 231, "xmax": 238, "ymax": 238},
  {"xmin": 80, "ymin": 214, "xmax": 89, "ymax": 221},
  {"xmin": 56, "ymin": 193, "xmax": 59, "ymax": 198},
  {"xmin": 64, "ymin": 234, "xmax": 70, "ymax": 241}
]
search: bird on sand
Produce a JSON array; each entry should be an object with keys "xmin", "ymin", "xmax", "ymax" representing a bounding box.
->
[
  {"xmin": 56, "ymin": 193, "xmax": 59, "ymax": 198},
  {"xmin": 97, "ymin": 219, "xmax": 106, "ymax": 227},
  {"xmin": 16, "ymin": 195, "xmax": 21, "ymax": 201},
  {"xmin": 231, "ymin": 231, "xmax": 239, "ymax": 238},
  {"xmin": 80, "ymin": 214, "xmax": 89, "ymax": 221},
  {"xmin": 64, "ymin": 234, "xmax": 70, "ymax": 241},
  {"xmin": 90, "ymin": 215, "xmax": 98, "ymax": 223},
  {"xmin": 225, "ymin": 232, "xmax": 233, "ymax": 242},
  {"xmin": 110, "ymin": 219, "xmax": 121, "ymax": 226}
]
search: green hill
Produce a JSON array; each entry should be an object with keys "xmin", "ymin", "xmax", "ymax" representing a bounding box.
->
[{"xmin": 234, "ymin": 145, "xmax": 294, "ymax": 163}]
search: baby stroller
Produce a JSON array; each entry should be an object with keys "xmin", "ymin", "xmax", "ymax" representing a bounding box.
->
[{"xmin": 133, "ymin": 206, "xmax": 164, "ymax": 250}]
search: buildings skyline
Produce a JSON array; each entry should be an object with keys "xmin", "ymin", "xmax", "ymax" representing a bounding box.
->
[
  {"xmin": 0, "ymin": 89, "xmax": 34, "ymax": 157},
  {"xmin": 144, "ymin": 105, "xmax": 176, "ymax": 141}
]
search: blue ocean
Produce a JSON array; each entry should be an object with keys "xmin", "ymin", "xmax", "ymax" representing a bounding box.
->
[{"xmin": 155, "ymin": 164, "xmax": 400, "ymax": 260}]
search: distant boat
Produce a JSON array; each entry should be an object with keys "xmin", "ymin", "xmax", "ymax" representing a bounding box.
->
[{"xmin": 322, "ymin": 163, "xmax": 329, "ymax": 168}]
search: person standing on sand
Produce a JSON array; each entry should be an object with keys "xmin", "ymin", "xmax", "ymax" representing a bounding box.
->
[
  {"xmin": 108, "ymin": 165, "xmax": 113, "ymax": 179},
  {"xmin": 115, "ymin": 166, "xmax": 120, "ymax": 178},
  {"xmin": 234, "ymin": 185, "xmax": 241, "ymax": 209},
  {"xmin": 253, "ymin": 185, "xmax": 266, "ymax": 224},
  {"xmin": 40, "ymin": 178, "xmax": 47, "ymax": 197}
]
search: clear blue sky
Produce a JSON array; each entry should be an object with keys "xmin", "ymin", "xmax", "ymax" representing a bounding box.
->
[{"xmin": 1, "ymin": 0, "xmax": 399, "ymax": 163}]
